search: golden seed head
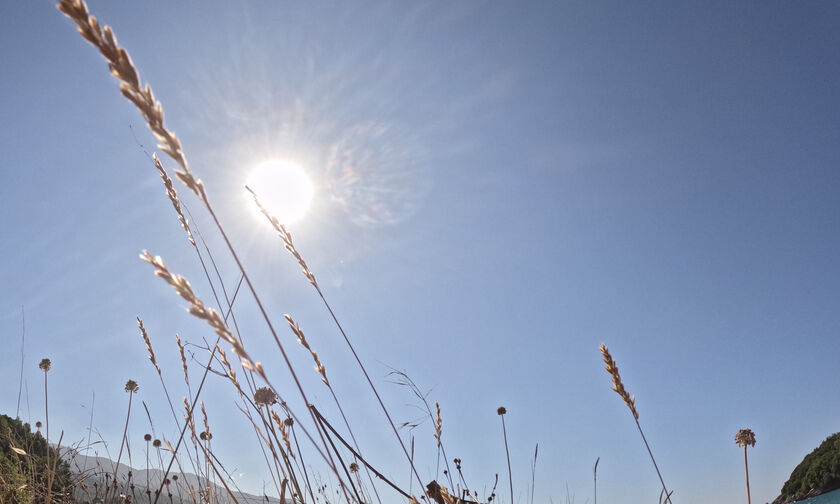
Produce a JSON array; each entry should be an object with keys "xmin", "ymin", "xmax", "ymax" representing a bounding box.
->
[
  {"xmin": 600, "ymin": 344, "xmax": 639, "ymax": 420},
  {"xmin": 39, "ymin": 358, "xmax": 52, "ymax": 372},
  {"xmin": 254, "ymin": 386, "xmax": 277, "ymax": 406},
  {"xmin": 125, "ymin": 379, "xmax": 139, "ymax": 393}
]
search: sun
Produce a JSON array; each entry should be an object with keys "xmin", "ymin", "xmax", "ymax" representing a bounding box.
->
[{"xmin": 246, "ymin": 160, "xmax": 314, "ymax": 225}]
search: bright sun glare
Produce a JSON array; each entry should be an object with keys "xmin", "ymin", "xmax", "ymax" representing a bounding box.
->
[{"xmin": 246, "ymin": 160, "xmax": 314, "ymax": 225}]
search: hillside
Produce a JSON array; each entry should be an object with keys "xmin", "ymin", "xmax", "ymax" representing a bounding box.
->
[
  {"xmin": 0, "ymin": 414, "xmax": 74, "ymax": 503},
  {"xmin": 773, "ymin": 433, "xmax": 840, "ymax": 504}
]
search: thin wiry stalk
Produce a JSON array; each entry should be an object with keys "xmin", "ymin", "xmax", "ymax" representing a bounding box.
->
[
  {"xmin": 600, "ymin": 344, "xmax": 672, "ymax": 503},
  {"xmin": 106, "ymin": 381, "xmax": 138, "ymax": 503},
  {"xmin": 529, "ymin": 444, "xmax": 538, "ymax": 504},
  {"xmin": 497, "ymin": 407, "xmax": 513, "ymax": 504},
  {"xmin": 310, "ymin": 405, "xmax": 412, "ymax": 500},
  {"xmin": 137, "ymin": 319, "xmax": 203, "ymax": 479},
  {"xmin": 16, "ymin": 306, "xmax": 24, "ymax": 419},
  {"xmin": 593, "ymin": 457, "xmax": 599, "ymax": 504},
  {"xmin": 387, "ymin": 369, "xmax": 455, "ymax": 490},
  {"xmin": 291, "ymin": 421, "xmax": 318, "ymax": 504},
  {"xmin": 39, "ymin": 358, "xmax": 51, "ymax": 504},
  {"xmin": 249, "ymin": 186, "xmax": 425, "ymax": 492},
  {"xmin": 285, "ymin": 314, "xmax": 383, "ymax": 504}
]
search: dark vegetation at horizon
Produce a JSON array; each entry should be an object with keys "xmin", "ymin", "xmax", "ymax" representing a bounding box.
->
[{"xmin": 780, "ymin": 433, "xmax": 840, "ymax": 502}]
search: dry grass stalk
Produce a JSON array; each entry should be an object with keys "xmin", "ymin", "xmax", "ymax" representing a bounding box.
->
[
  {"xmin": 599, "ymin": 344, "xmax": 672, "ymax": 503},
  {"xmin": 284, "ymin": 314, "xmax": 328, "ymax": 386},
  {"xmin": 247, "ymin": 187, "xmax": 318, "ymax": 288},
  {"xmin": 137, "ymin": 316, "xmax": 161, "ymax": 373},
  {"xmin": 57, "ymin": 0, "xmax": 205, "ymax": 201},
  {"xmin": 599, "ymin": 344, "xmax": 639, "ymax": 420},
  {"xmin": 140, "ymin": 250, "xmax": 262, "ymax": 376},
  {"xmin": 154, "ymin": 153, "xmax": 195, "ymax": 245}
]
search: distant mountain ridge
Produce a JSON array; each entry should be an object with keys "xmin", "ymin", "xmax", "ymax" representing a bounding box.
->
[
  {"xmin": 772, "ymin": 433, "xmax": 840, "ymax": 504},
  {"xmin": 62, "ymin": 449, "xmax": 285, "ymax": 504}
]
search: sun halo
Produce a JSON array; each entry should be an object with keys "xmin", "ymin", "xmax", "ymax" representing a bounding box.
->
[{"xmin": 246, "ymin": 159, "xmax": 314, "ymax": 226}]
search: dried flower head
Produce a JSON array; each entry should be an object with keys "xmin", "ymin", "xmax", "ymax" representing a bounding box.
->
[
  {"xmin": 153, "ymin": 439, "xmax": 161, "ymax": 448},
  {"xmin": 349, "ymin": 462, "xmax": 359, "ymax": 473},
  {"xmin": 125, "ymin": 380, "xmax": 139, "ymax": 393},
  {"xmin": 284, "ymin": 417, "xmax": 294, "ymax": 427},
  {"xmin": 39, "ymin": 358, "xmax": 52, "ymax": 372},
  {"xmin": 199, "ymin": 431, "xmax": 213, "ymax": 441},
  {"xmin": 497, "ymin": 406, "xmax": 507, "ymax": 416},
  {"xmin": 600, "ymin": 344, "xmax": 639, "ymax": 420},
  {"xmin": 144, "ymin": 434, "xmax": 152, "ymax": 442},
  {"xmin": 35, "ymin": 421, "xmax": 42, "ymax": 429},
  {"xmin": 254, "ymin": 387, "xmax": 278, "ymax": 406},
  {"xmin": 735, "ymin": 429, "xmax": 756, "ymax": 448}
]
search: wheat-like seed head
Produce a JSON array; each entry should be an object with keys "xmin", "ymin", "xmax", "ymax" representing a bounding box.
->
[
  {"xmin": 247, "ymin": 187, "xmax": 318, "ymax": 288},
  {"xmin": 599, "ymin": 344, "xmax": 639, "ymax": 420},
  {"xmin": 434, "ymin": 402, "xmax": 443, "ymax": 448},
  {"xmin": 216, "ymin": 345, "xmax": 245, "ymax": 401},
  {"xmin": 175, "ymin": 333, "xmax": 189, "ymax": 386},
  {"xmin": 183, "ymin": 397, "xmax": 196, "ymax": 435},
  {"xmin": 284, "ymin": 314, "xmax": 329, "ymax": 386},
  {"xmin": 136, "ymin": 317, "xmax": 160, "ymax": 373},
  {"xmin": 139, "ymin": 250, "xmax": 262, "ymax": 377},
  {"xmin": 57, "ymin": 0, "xmax": 205, "ymax": 201},
  {"xmin": 154, "ymin": 154, "xmax": 195, "ymax": 245},
  {"xmin": 200, "ymin": 401, "xmax": 210, "ymax": 435},
  {"xmin": 270, "ymin": 409, "xmax": 295, "ymax": 458}
]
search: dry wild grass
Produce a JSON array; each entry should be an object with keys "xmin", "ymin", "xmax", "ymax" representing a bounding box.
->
[{"xmin": 0, "ymin": 1, "xmax": 683, "ymax": 503}]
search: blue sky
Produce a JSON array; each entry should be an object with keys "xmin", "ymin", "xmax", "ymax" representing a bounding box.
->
[{"xmin": 1, "ymin": 1, "xmax": 839, "ymax": 503}]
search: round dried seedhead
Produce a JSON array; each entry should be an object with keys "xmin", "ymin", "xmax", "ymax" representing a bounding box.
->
[
  {"xmin": 144, "ymin": 434, "xmax": 152, "ymax": 442},
  {"xmin": 153, "ymin": 439, "xmax": 162, "ymax": 448},
  {"xmin": 735, "ymin": 428, "xmax": 756, "ymax": 448},
  {"xmin": 497, "ymin": 406, "xmax": 507, "ymax": 416},
  {"xmin": 349, "ymin": 462, "xmax": 359, "ymax": 473},
  {"xmin": 284, "ymin": 417, "xmax": 294, "ymax": 427},
  {"xmin": 125, "ymin": 379, "xmax": 139, "ymax": 393},
  {"xmin": 36, "ymin": 421, "xmax": 42, "ymax": 429},
  {"xmin": 39, "ymin": 358, "xmax": 52, "ymax": 372},
  {"xmin": 254, "ymin": 386, "xmax": 278, "ymax": 406}
]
